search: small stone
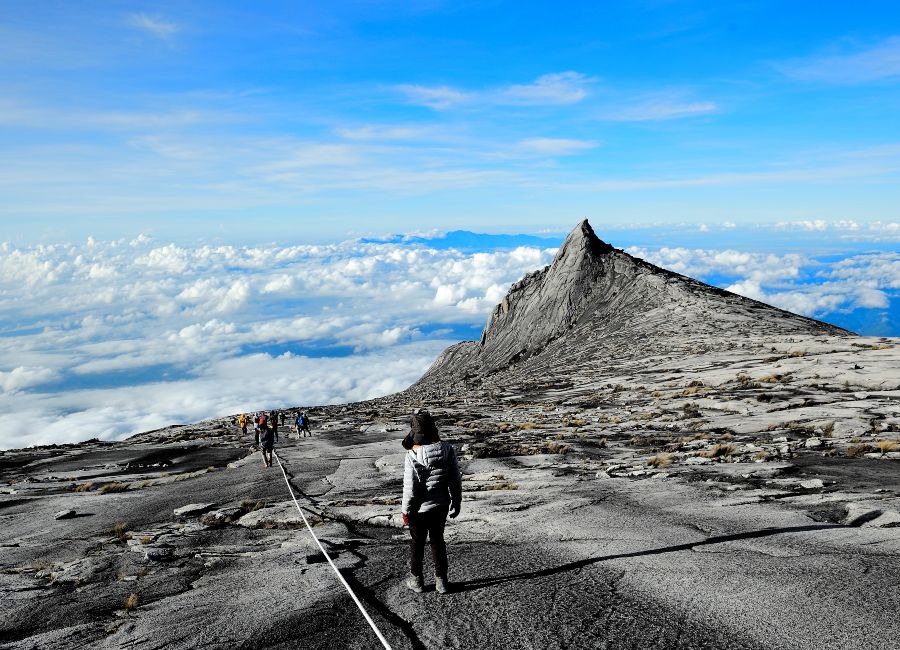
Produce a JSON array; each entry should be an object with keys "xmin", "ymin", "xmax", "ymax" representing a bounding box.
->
[
  {"xmin": 54, "ymin": 510, "xmax": 77, "ymax": 520},
  {"xmin": 173, "ymin": 503, "xmax": 216, "ymax": 517},
  {"xmin": 799, "ymin": 479, "xmax": 824, "ymax": 489},
  {"xmin": 144, "ymin": 546, "xmax": 175, "ymax": 562},
  {"xmin": 805, "ymin": 438, "xmax": 823, "ymax": 448}
]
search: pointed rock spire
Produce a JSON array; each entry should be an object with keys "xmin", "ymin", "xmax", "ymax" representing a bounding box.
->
[{"xmin": 477, "ymin": 219, "xmax": 615, "ymax": 370}]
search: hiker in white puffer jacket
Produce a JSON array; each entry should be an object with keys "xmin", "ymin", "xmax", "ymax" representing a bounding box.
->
[{"xmin": 401, "ymin": 410, "xmax": 462, "ymax": 595}]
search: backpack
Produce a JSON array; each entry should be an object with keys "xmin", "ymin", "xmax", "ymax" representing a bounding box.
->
[{"xmin": 259, "ymin": 415, "xmax": 268, "ymax": 428}]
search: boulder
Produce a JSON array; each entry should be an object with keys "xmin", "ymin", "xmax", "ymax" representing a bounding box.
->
[
  {"xmin": 862, "ymin": 510, "xmax": 900, "ymax": 529},
  {"xmin": 54, "ymin": 510, "xmax": 77, "ymax": 520},
  {"xmin": 799, "ymin": 479, "xmax": 824, "ymax": 490},
  {"xmin": 844, "ymin": 503, "xmax": 883, "ymax": 527}
]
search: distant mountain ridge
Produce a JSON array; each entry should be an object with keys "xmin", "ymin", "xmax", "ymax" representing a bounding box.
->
[
  {"xmin": 413, "ymin": 219, "xmax": 852, "ymax": 390},
  {"xmin": 362, "ymin": 230, "xmax": 563, "ymax": 251}
]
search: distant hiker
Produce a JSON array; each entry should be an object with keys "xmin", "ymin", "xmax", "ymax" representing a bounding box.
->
[
  {"xmin": 299, "ymin": 413, "xmax": 311, "ymax": 437},
  {"xmin": 238, "ymin": 413, "xmax": 248, "ymax": 435},
  {"xmin": 254, "ymin": 413, "xmax": 262, "ymax": 447},
  {"xmin": 280, "ymin": 411, "xmax": 286, "ymax": 426},
  {"xmin": 259, "ymin": 415, "xmax": 275, "ymax": 468},
  {"xmin": 401, "ymin": 410, "xmax": 462, "ymax": 595},
  {"xmin": 270, "ymin": 411, "xmax": 279, "ymax": 444}
]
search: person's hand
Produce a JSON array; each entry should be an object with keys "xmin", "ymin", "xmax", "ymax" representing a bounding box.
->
[
  {"xmin": 449, "ymin": 505, "xmax": 460, "ymax": 519},
  {"xmin": 401, "ymin": 512, "xmax": 409, "ymax": 526}
]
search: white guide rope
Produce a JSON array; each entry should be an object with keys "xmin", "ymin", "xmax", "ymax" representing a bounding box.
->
[{"xmin": 273, "ymin": 451, "xmax": 393, "ymax": 650}]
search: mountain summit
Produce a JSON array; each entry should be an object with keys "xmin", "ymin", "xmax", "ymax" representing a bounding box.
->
[{"xmin": 416, "ymin": 219, "xmax": 850, "ymax": 389}]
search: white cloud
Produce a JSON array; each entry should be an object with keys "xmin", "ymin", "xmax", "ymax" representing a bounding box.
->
[
  {"xmin": 394, "ymin": 84, "xmax": 472, "ymax": 110},
  {"xmin": 0, "ymin": 366, "xmax": 57, "ymax": 393},
  {"xmin": 601, "ymin": 98, "xmax": 718, "ymax": 121},
  {"xmin": 500, "ymin": 72, "xmax": 595, "ymax": 105},
  {"xmin": 0, "ymin": 236, "xmax": 559, "ymax": 449},
  {"xmin": 517, "ymin": 138, "xmax": 597, "ymax": 156},
  {"xmin": 395, "ymin": 71, "xmax": 594, "ymax": 110},
  {"xmin": 126, "ymin": 13, "xmax": 181, "ymax": 39},
  {"xmin": 777, "ymin": 37, "xmax": 900, "ymax": 84}
]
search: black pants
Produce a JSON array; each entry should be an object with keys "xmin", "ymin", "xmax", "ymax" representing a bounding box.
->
[{"xmin": 408, "ymin": 506, "xmax": 449, "ymax": 579}]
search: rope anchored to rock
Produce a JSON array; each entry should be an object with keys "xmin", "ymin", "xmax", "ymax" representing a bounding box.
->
[{"xmin": 273, "ymin": 451, "xmax": 393, "ymax": 650}]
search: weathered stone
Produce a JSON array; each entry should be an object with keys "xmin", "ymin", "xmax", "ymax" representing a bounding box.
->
[
  {"xmin": 862, "ymin": 510, "xmax": 900, "ymax": 529},
  {"xmin": 54, "ymin": 510, "xmax": 77, "ymax": 520},
  {"xmin": 173, "ymin": 503, "xmax": 217, "ymax": 517},
  {"xmin": 844, "ymin": 503, "xmax": 883, "ymax": 527},
  {"xmin": 799, "ymin": 479, "xmax": 824, "ymax": 489},
  {"xmin": 804, "ymin": 438, "xmax": 823, "ymax": 448},
  {"xmin": 144, "ymin": 545, "xmax": 175, "ymax": 562}
]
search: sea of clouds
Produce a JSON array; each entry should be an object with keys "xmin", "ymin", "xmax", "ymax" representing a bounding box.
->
[{"xmin": 0, "ymin": 229, "xmax": 897, "ymax": 450}]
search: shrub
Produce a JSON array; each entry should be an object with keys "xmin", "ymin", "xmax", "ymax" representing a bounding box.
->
[{"xmin": 125, "ymin": 594, "xmax": 139, "ymax": 612}]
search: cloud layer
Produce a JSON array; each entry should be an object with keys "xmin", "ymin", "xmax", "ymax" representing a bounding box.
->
[{"xmin": 1, "ymin": 231, "xmax": 896, "ymax": 450}]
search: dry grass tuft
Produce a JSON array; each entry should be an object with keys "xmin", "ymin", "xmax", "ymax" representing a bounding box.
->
[
  {"xmin": 519, "ymin": 422, "xmax": 536, "ymax": 430},
  {"xmin": 112, "ymin": 522, "xmax": 129, "ymax": 541},
  {"xmin": 701, "ymin": 444, "xmax": 737, "ymax": 459},
  {"xmin": 98, "ymin": 482, "xmax": 130, "ymax": 494},
  {"xmin": 563, "ymin": 417, "xmax": 587, "ymax": 428},
  {"xmin": 125, "ymin": 594, "xmax": 139, "ymax": 612},
  {"xmin": 847, "ymin": 443, "xmax": 873, "ymax": 458},
  {"xmin": 240, "ymin": 500, "xmax": 266, "ymax": 512},
  {"xmin": 759, "ymin": 374, "xmax": 782, "ymax": 384},
  {"xmin": 875, "ymin": 440, "xmax": 899, "ymax": 455},
  {"xmin": 753, "ymin": 450, "xmax": 772, "ymax": 462},
  {"xmin": 647, "ymin": 453, "xmax": 673, "ymax": 468},
  {"xmin": 787, "ymin": 350, "xmax": 806, "ymax": 357},
  {"xmin": 821, "ymin": 421, "xmax": 835, "ymax": 438},
  {"xmin": 73, "ymin": 482, "xmax": 95, "ymax": 492}
]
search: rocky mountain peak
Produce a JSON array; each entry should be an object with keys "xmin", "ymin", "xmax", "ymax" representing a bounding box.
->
[
  {"xmin": 416, "ymin": 219, "xmax": 850, "ymax": 387},
  {"xmin": 552, "ymin": 218, "xmax": 614, "ymax": 264}
]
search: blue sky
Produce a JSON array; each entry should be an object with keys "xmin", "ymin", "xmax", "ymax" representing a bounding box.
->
[{"xmin": 2, "ymin": 1, "xmax": 900, "ymax": 242}]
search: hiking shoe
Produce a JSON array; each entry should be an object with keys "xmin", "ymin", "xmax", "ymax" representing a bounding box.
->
[
  {"xmin": 405, "ymin": 574, "xmax": 424, "ymax": 593},
  {"xmin": 435, "ymin": 576, "xmax": 450, "ymax": 594}
]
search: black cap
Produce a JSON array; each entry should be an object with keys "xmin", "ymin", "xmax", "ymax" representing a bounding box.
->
[{"xmin": 411, "ymin": 411, "xmax": 439, "ymax": 445}]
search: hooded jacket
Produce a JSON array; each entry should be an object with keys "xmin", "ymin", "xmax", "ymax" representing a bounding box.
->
[{"xmin": 402, "ymin": 442, "xmax": 462, "ymax": 516}]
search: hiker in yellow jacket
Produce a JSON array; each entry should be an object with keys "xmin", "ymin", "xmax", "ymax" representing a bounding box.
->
[{"xmin": 238, "ymin": 414, "xmax": 247, "ymax": 435}]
